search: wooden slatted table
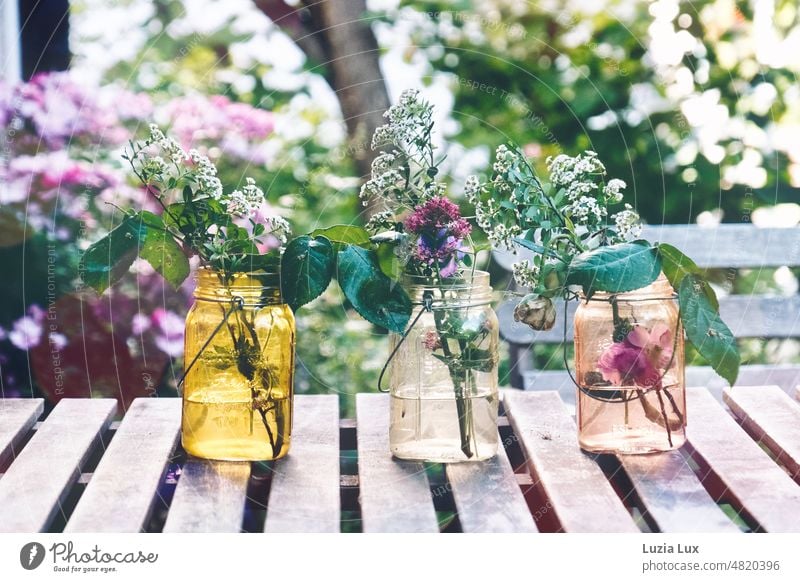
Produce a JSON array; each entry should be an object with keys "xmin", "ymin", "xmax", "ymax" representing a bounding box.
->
[{"xmin": 1, "ymin": 387, "xmax": 798, "ymax": 533}]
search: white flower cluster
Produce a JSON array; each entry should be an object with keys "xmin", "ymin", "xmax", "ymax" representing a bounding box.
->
[
  {"xmin": 226, "ymin": 177, "xmax": 264, "ymax": 216},
  {"xmin": 148, "ymin": 124, "xmax": 184, "ymax": 165},
  {"xmin": 604, "ymin": 178, "xmax": 626, "ymax": 203},
  {"xmin": 512, "ymin": 259, "xmax": 539, "ymax": 288},
  {"xmin": 371, "ymin": 89, "xmax": 432, "ymax": 150},
  {"xmin": 493, "ymin": 144, "xmax": 512, "ymax": 173},
  {"xmin": 546, "ymin": 151, "xmax": 606, "ymax": 195},
  {"xmin": 188, "ymin": 148, "xmax": 223, "ymax": 200},
  {"xmin": 263, "ymin": 215, "xmax": 292, "ymax": 245},
  {"xmin": 567, "ymin": 195, "xmax": 607, "ymax": 224},
  {"xmin": 613, "ymin": 203, "xmax": 642, "ymax": 242},
  {"xmin": 359, "ymin": 167, "xmax": 405, "ymax": 206},
  {"xmin": 365, "ymin": 210, "xmax": 396, "ymax": 233}
]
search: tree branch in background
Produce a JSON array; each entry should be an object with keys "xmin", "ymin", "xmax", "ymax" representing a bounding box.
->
[{"xmin": 253, "ymin": 0, "xmax": 390, "ymax": 217}]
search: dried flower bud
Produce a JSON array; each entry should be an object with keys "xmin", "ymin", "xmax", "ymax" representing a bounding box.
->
[{"xmin": 514, "ymin": 294, "xmax": 556, "ymax": 331}]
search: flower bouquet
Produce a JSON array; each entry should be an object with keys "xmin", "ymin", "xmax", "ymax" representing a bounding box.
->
[
  {"xmin": 469, "ymin": 146, "xmax": 740, "ymax": 453},
  {"xmin": 362, "ymin": 90, "xmax": 499, "ymax": 462},
  {"xmin": 273, "ymin": 90, "xmax": 498, "ymax": 461},
  {"xmin": 81, "ymin": 125, "xmax": 294, "ymax": 460}
]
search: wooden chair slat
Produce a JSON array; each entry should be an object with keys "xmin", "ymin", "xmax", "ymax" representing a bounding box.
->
[
  {"xmin": 619, "ymin": 451, "xmax": 739, "ymax": 533},
  {"xmin": 502, "ymin": 390, "xmax": 639, "ymax": 532},
  {"xmin": 356, "ymin": 394, "xmax": 438, "ymax": 533},
  {"xmin": 723, "ymin": 385, "xmax": 800, "ymax": 481},
  {"xmin": 493, "ymin": 225, "xmax": 800, "ymax": 271},
  {"xmin": 265, "ymin": 395, "xmax": 340, "ymax": 533},
  {"xmin": 500, "ymin": 295, "xmax": 800, "ymax": 346},
  {"xmin": 163, "ymin": 459, "xmax": 250, "ymax": 533},
  {"xmin": 686, "ymin": 387, "xmax": 800, "ymax": 532},
  {"xmin": 0, "ymin": 399, "xmax": 43, "ymax": 468},
  {"xmin": 65, "ymin": 398, "xmax": 181, "ymax": 532},
  {"xmin": 0, "ymin": 399, "xmax": 116, "ymax": 532},
  {"xmin": 641, "ymin": 225, "xmax": 800, "ymax": 268},
  {"xmin": 446, "ymin": 447, "xmax": 538, "ymax": 533}
]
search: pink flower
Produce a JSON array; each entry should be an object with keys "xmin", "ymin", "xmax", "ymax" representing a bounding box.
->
[
  {"xmin": 404, "ymin": 197, "xmax": 471, "ymax": 238},
  {"xmin": 421, "ymin": 329, "xmax": 442, "ymax": 351},
  {"xmin": 8, "ymin": 316, "xmax": 43, "ymax": 350},
  {"xmin": 597, "ymin": 324, "xmax": 673, "ymax": 389},
  {"xmin": 152, "ymin": 308, "xmax": 184, "ymax": 358}
]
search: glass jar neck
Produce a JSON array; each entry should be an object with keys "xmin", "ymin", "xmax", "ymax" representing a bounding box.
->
[
  {"xmin": 402, "ymin": 270, "xmax": 492, "ymax": 307},
  {"xmin": 579, "ymin": 273, "xmax": 676, "ymax": 303},
  {"xmin": 194, "ymin": 268, "xmax": 283, "ymax": 306}
]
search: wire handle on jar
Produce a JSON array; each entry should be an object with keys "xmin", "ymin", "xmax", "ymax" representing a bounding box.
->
[
  {"xmin": 377, "ymin": 290, "xmax": 434, "ymax": 393},
  {"xmin": 562, "ymin": 294, "xmax": 682, "ymax": 403},
  {"xmin": 177, "ymin": 296, "xmax": 245, "ymax": 389}
]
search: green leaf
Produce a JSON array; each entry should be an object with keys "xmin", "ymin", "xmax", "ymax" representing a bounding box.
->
[
  {"xmin": 336, "ymin": 244, "xmax": 412, "ymax": 333},
  {"xmin": 657, "ymin": 243, "xmax": 719, "ymax": 311},
  {"xmin": 80, "ymin": 215, "xmax": 145, "ymax": 294},
  {"xmin": 135, "ymin": 211, "xmax": 190, "ymax": 289},
  {"xmin": 566, "ymin": 241, "xmax": 661, "ymax": 296},
  {"xmin": 280, "ymin": 235, "xmax": 335, "ymax": 311},
  {"xmin": 309, "ymin": 225, "xmax": 372, "ymax": 250},
  {"xmin": 679, "ymin": 274, "xmax": 740, "ymax": 386},
  {"xmin": 513, "ymin": 237, "xmax": 548, "ymax": 255},
  {"xmin": 375, "ymin": 242, "xmax": 402, "ymax": 279}
]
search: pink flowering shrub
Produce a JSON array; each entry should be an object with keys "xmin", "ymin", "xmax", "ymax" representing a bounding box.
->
[{"xmin": 0, "ymin": 72, "xmax": 281, "ymax": 406}]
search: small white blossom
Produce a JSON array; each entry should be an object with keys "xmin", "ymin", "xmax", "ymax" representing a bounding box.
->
[
  {"xmin": 613, "ymin": 203, "xmax": 642, "ymax": 241},
  {"xmin": 604, "ymin": 178, "xmax": 626, "ymax": 203},
  {"xmin": 366, "ymin": 210, "xmax": 396, "ymax": 233},
  {"xmin": 464, "ymin": 175, "xmax": 481, "ymax": 203},
  {"xmin": 263, "ymin": 215, "xmax": 291, "ymax": 244},
  {"xmin": 512, "ymin": 259, "xmax": 539, "ymax": 288}
]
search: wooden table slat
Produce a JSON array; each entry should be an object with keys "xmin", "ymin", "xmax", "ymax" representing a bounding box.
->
[
  {"xmin": 265, "ymin": 395, "xmax": 341, "ymax": 533},
  {"xmin": 503, "ymin": 390, "xmax": 639, "ymax": 533},
  {"xmin": 356, "ymin": 394, "xmax": 438, "ymax": 533},
  {"xmin": 163, "ymin": 459, "xmax": 251, "ymax": 533},
  {"xmin": 0, "ymin": 399, "xmax": 44, "ymax": 468},
  {"xmin": 65, "ymin": 398, "xmax": 181, "ymax": 532},
  {"xmin": 686, "ymin": 387, "xmax": 800, "ymax": 532},
  {"xmin": 0, "ymin": 399, "xmax": 116, "ymax": 532},
  {"xmin": 446, "ymin": 447, "xmax": 538, "ymax": 533},
  {"xmin": 723, "ymin": 385, "xmax": 800, "ymax": 481},
  {"xmin": 619, "ymin": 451, "xmax": 740, "ymax": 533}
]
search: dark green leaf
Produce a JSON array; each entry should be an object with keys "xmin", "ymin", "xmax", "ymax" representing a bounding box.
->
[
  {"xmin": 513, "ymin": 236, "xmax": 547, "ymax": 255},
  {"xmin": 679, "ymin": 274, "xmax": 740, "ymax": 386},
  {"xmin": 566, "ymin": 241, "xmax": 661, "ymax": 296},
  {"xmin": 657, "ymin": 243, "xmax": 719, "ymax": 311},
  {"xmin": 79, "ymin": 216, "xmax": 143, "ymax": 294},
  {"xmin": 280, "ymin": 235, "xmax": 335, "ymax": 311},
  {"xmin": 136, "ymin": 211, "xmax": 190, "ymax": 289},
  {"xmin": 309, "ymin": 225, "xmax": 372, "ymax": 250},
  {"xmin": 336, "ymin": 245, "xmax": 412, "ymax": 333}
]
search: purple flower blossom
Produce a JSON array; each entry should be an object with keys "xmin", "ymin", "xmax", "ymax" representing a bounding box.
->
[{"xmin": 404, "ymin": 197, "xmax": 472, "ymax": 277}]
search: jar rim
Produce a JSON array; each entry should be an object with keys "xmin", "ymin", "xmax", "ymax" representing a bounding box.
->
[{"xmin": 401, "ymin": 269, "xmax": 490, "ymax": 290}]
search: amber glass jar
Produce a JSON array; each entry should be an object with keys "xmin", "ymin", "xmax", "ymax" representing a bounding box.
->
[
  {"xmin": 182, "ymin": 268, "xmax": 295, "ymax": 461},
  {"xmin": 574, "ymin": 274, "xmax": 686, "ymax": 454},
  {"xmin": 389, "ymin": 271, "xmax": 499, "ymax": 462}
]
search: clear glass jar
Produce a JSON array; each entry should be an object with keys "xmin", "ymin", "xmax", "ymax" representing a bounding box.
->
[
  {"xmin": 182, "ymin": 268, "xmax": 295, "ymax": 461},
  {"xmin": 389, "ymin": 270, "xmax": 499, "ymax": 462},
  {"xmin": 574, "ymin": 273, "xmax": 686, "ymax": 454}
]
